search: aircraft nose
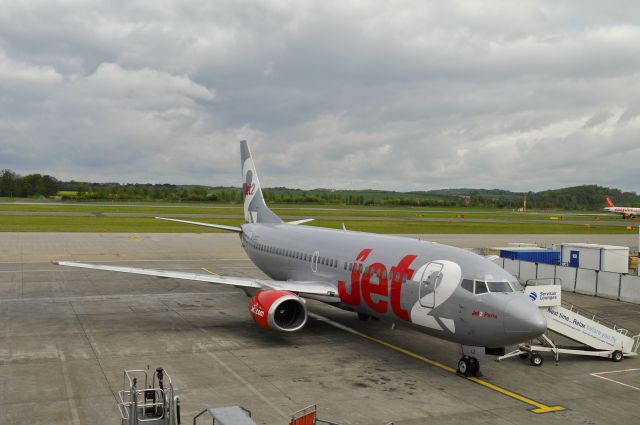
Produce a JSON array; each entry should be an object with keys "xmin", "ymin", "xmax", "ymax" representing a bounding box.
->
[{"xmin": 504, "ymin": 297, "xmax": 547, "ymax": 340}]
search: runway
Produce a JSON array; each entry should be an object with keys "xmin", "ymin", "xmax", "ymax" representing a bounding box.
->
[{"xmin": 1, "ymin": 233, "xmax": 639, "ymax": 424}]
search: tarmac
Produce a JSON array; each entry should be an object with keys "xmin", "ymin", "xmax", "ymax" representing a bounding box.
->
[{"xmin": 1, "ymin": 233, "xmax": 639, "ymax": 425}]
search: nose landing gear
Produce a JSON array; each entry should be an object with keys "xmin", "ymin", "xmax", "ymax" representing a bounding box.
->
[{"xmin": 457, "ymin": 356, "xmax": 480, "ymax": 377}]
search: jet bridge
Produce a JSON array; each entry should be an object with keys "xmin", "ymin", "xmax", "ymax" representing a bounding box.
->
[{"xmin": 499, "ymin": 283, "xmax": 640, "ymax": 366}]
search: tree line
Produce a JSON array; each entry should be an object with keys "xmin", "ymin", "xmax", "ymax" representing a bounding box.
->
[
  {"xmin": 1, "ymin": 169, "xmax": 638, "ymax": 210},
  {"xmin": 1, "ymin": 169, "xmax": 60, "ymax": 198}
]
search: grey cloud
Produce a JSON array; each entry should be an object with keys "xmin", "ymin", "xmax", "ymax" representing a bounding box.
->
[{"xmin": 1, "ymin": 0, "xmax": 640, "ymax": 192}]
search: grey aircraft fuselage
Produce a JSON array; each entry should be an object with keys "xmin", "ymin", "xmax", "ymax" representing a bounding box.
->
[{"xmin": 240, "ymin": 221, "xmax": 546, "ymax": 348}]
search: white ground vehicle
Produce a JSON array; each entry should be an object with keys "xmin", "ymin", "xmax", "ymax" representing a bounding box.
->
[{"xmin": 499, "ymin": 283, "xmax": 640, "ymax": 366}]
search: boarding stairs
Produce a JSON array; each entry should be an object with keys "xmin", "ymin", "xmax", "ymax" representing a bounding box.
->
[{"xmin": 499, "ymin": 282, "xmax": 640, "ymax": 365}]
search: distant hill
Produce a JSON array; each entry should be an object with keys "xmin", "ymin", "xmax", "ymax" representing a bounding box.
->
[{"xmin": 2, "ymin": 168, "xmax": 638, "ymax": 210}]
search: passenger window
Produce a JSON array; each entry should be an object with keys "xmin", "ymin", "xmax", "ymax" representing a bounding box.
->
[
  {"xmin": 475, "ymin": 281, "xmax": 488, "ymax": 294},
  {"xmin": 402, "ymin": 275, "xmax": 407, "ymax": 283},
  {"xmin": 381, "ymin": 270, "xmax": 387, "ymax": 280}
]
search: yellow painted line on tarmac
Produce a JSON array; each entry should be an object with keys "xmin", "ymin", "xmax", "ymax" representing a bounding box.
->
[
  {"xmin": 201, "ymin": 267, "xmax": 219, "ymax": 275},
  {"xmin": 309, "ymin": 312, "xmax": 564, "ymax": 414}
]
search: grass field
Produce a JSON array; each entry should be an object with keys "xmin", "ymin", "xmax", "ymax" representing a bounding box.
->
[
  {"xmin": 0, "ymin": 214, "xmax": 634, "ymax": 234},
  {"xmin": 0, "ymin": 202, "xmax": 610, "ymax": 221},
  {"xmin": 0, "ymin": 215, "xmax": 240, "ymax": 232},
  {"xmin": 308, "ymin": 220, "xmax": 633, "ymax": 234},
  {"xmin": 0, "ymin": 200, "xmax": 632, "ymax": 233}
]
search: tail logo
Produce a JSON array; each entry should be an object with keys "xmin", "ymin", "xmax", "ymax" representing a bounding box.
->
[{"xmin": 243, "ymin": 182, "xmax": 255, "ymax": 196}]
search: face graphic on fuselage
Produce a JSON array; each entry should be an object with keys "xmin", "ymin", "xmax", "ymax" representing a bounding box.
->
[{"xmin": 241, "ymin": 223, "xmax": 546, "ymax": 348}]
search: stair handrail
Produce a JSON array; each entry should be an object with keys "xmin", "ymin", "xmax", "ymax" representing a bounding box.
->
[
  {"xmin": 560, "ymin": 300, "xmax": 635, "ymax": 336},
  {"xmin": 633, "ymin": 334, "xmax": 640, "ymax": 353}
]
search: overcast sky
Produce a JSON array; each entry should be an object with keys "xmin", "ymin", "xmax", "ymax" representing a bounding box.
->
[{"xmin": 1, "ymin": 1, "xmax": 640, "ymax": 192}]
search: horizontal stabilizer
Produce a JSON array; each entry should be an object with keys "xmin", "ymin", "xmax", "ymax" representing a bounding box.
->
[
  {"xmin": 287, "ymin": 218, "xmax": 315, "ymax": 225},
  {"xmin": 155, "ymin": 217, "xmax": 242, "ymax": 233}
]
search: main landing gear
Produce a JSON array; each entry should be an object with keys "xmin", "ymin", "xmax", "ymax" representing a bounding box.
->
[{"xmin": 457, "ymin": 356, "xmax": 480, "ymax": 377}]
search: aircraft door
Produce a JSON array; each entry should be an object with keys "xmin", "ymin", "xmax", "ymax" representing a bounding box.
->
[{"xmin": 419, "ymin": 262, "xmax": 444, "ymax": 308}]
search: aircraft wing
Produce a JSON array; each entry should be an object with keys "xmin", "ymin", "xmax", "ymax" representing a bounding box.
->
[{"xmin": 53, "ymin": 261, "xmax": 339, "ymax": 298}]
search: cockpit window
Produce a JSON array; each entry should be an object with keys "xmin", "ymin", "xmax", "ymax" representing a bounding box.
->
[
  {"xmin": 461, "ymin": 279, "xmax": 474, "ymax": 293},
  {"xmin": 509, "ymin": 280, "xmax": 524, "ymax": 292},
  {"xmin": 474, "ymin": 281, "xmax": 488, "ymax": 294},
  {"xmin": 486, "ymin": 281, "xmax": 514, "ymax": 293}
]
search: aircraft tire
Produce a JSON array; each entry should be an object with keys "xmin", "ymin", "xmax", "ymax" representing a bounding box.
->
[
  {"xmin": 457, "ymin": 357, "xmax": 471, "ymax": 376},
  {"xmin": 469, "ymin": 357, "xmax": 480, "ymax": 377},
  {"xmin": 611, "ymin": 350, "xmax": 623, "ymax": 362},
  {"xmin": 530, "ymin": 353, "xmax": 544, "ymax": 367}
]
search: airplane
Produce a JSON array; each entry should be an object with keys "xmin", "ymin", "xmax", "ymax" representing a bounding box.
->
[
  {"xmin": 604, "ymin": 196, "xmax": 640, "ymax": 219},
  {"xmin": 55, "ymin": 140, "xmax": 546, "ymax": 377}
]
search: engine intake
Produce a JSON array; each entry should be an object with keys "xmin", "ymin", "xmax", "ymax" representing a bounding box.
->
[{"xmin": 249, "ymin": 290, "xmax": 307, "ymax": 332}]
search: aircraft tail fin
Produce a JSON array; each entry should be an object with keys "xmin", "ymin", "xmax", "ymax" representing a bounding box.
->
[
  {"xmin": 605, "ymin": 196, "xmax": 615, "ymax": 208},
  {"xmin": 240, "ymin": 140, "xmax": 282, "ymax": 224}
]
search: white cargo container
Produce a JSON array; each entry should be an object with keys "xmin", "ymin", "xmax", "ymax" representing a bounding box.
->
[{"xmin": 560, "ymin": 243, "xmax": 629, "ymax": 273}]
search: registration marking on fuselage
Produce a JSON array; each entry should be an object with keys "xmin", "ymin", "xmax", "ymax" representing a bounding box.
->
[{"xmin": 310, "ymin": 312, "xmax": 565, "ymax": 414}]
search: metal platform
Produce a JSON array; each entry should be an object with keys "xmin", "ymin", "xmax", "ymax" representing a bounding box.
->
[{"xmin": 118, "ymin": 367, "xmax": 180, "ymax": 425}]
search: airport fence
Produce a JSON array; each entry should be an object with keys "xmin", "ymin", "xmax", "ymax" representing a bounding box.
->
[{"xmin": 493, "ymin": 258, "xmax": 640, "ymax": 304}]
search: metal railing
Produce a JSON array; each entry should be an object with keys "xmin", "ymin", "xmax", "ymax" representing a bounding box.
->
[
  {"xmin": 633, "ymin": 334, "xmax": 640, "ymax": 353},
  {"xmin": 560, "ymin": 300, "xmax": 630, "ymax": 336},
  {"xmin": 290, "ymin": 405, "xmax": 344, "ymax": 425},
  {"xmin": 118, "ymin": 367, "xmax": 179, "ymax": 425}
]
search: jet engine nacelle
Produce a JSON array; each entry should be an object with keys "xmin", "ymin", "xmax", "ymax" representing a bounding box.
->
[{"xmin": 249, "ymin": 290, "xmax": 307, "ymax": 332}]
